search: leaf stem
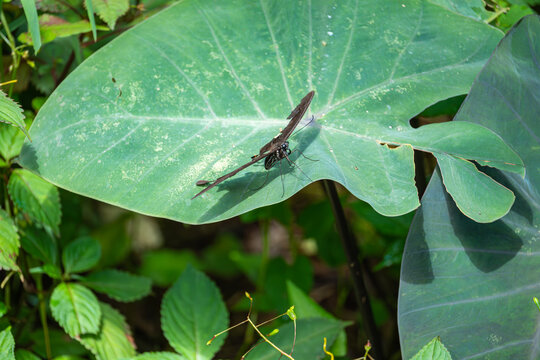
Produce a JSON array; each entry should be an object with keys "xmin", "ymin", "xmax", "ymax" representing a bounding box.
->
[
  {"xmin": 246, "ymin": 316, "xmax": 294, "ymax": 360},
  {"xmin": 321, "ymin": 180, "xmax": 383, "ymax": 359},
  {"xmin": 36, "ymin": 275, "xmax": 52, "ymax": 359}
]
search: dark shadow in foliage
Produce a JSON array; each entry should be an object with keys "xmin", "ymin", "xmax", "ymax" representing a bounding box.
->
[
  {"xmin": 400, "ymin": 207, "xmax": 433, "ymax": 284},
  {"xmin": 18, "ymin": 142, "xmax": 39, "ymax": 173},
  {"xmin": 446, "ymin": 166, "xmax": 525, "ymax": 273},
  {"xmin": 197, "ymin": 123, "xmax": 321, "ymax": 223}
]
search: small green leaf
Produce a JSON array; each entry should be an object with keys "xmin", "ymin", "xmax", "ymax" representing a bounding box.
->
[
  {"xmin": 78, "ymin": 302, "xmax": 136, "ymax": 360},
  {"xmin": 0, "ymin": 89, "xmax": 28, "ymax": 143},
  {"xmin": 0, "ymin": 302, "xmax": 6, "ymax": 318},
  {"xmin": 410, "ymin": 337, "xmax": 452, "ymax": 360},
  {"xmin": 286, "ymin": 281, "xmax": 348, "ymax": 357},
  {"xmin": 20, "ymin": 226, "xmax": 57, "ymax": 265},
  {"xmin": 62, "ymin": 236, "xmax": 101, "ymax": 274},
  {"xmin": 0, "ymin": 326, "xmax": 15, "ymax": 360},
  {"xmin": 14, "ymin": 349, "xmax": 41, "ymax": 360},
  {"xmin": 81, "ymin": 269, "xmax": 152, "ymax": 302},
  {"xmin": 92, "ymin": 0, "xmax": 129, "ymax": 29},
  {"xmin": 8, "ymin": 169, "xmax": 61, "ymax": 235},
  {"xmin": 0, "ymin": 122, "xmax": 26, "ymax": 162},
  {"xmin": 0, "ymin": 209, "xmax": 20, "ymax": 271},
  {"xmin": 20, "ymin": 0, "xmax": 41, "ymax": 53},
  {"xmin": 436, "ymin": 153, "xmax": 515, "ymax": 222},
  {"xmin": 161, "ymin": 266, "xmax": 228, "ymax": 360},
  {"xmin": 120, "ymin": 352, "xmax": 186, "ymax": 360},
  {"xmin": 50, "ymin": 283, "xmax": 101, "ymax": 337},
  {"xmin": 244, "ymin": 318, "xmax": 345, "ymax": 360},
  {"xmin": 139, "ymin": 249, "xmax": 201, "ymax": 287}
]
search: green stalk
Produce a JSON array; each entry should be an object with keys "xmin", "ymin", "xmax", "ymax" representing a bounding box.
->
[{"xmin": 36, "ymin": 275, "xmax": 52, "ymax": 359}]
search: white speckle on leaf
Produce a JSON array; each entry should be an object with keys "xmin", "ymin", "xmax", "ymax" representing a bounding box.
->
[{"xmin": 327, "ymin": 31, "xmax": 334, "ymax": 36}]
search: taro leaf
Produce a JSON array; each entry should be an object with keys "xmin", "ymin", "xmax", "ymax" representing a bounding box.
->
[
  {"xmin": 20, "ymin": 0, "xmax": 519, "ymax": 224},
  {"xmin": 79, "ymin": 302, "xmax": 136, "ymax": 360},
  {"xmin": 398, "ymin": 15, "xmax": 540, "ymax": 359},
  {"xmin": 161, "ymin": 266, "xmax": 228, "ymax": 360},
  {"xmin": 50, "ymin": 282, "xmax": 101, "ymax": 337}
]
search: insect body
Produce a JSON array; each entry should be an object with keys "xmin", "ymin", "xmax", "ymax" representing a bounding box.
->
[{"xmin": 192, "ymin": 90, "xmax": 315, "ymax": 199}]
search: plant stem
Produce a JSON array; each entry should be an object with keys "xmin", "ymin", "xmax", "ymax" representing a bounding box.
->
[
  {"xmin": 321, "ymin": 180, "xmax": 383, "ymax": 360},
  {"xmin": 246, "ymin": 317, "xmax": 294, "ymax": 360},
  {"xmin": 0, "ymin": 7, "xmax": 20, "ymax": 96},
  {"xmin": 36, "ymin": 275, "xmax": 52, "ymax": 359}
]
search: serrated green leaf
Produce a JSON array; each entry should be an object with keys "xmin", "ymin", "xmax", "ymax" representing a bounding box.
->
[
  {"xmin": 0, "ymin": 122, "xmax": 26, "ymax": 162},
  {"xmin": 410, "ymin": 337, "xmax": 452, "ymax": 360},
  {"xmin": 245, "ymin": 318, "xmax": 345, "ymax": 360},
  {"xmin": 15, "ymin": 349, "xmax": 41, "ymax": 360},
  {"xmin": 0, "ymin": 208, "xmax": 20, "ymax": 271},
  {"xmin": 31, "ymin": 328, "xmax": 87, "ymax": 358},
  {"xmin": 435, "ymin": 153, "xmax": 515, "ymax": 222},
  {"xmin": 161, "ymin": 266, "xmax": 228, "ymax": 360},
  {"xmin": 50, "ymin": 283, "xmax": 101, "ymax": 337},
  {"xmin": 20, "ymin": 0, "xmax": 41, "ymax": 53},
  {"xmin": 20, "ymin": 226, "xmax": 57, "ymax": 265},
  {"xmin": 62, "ymin": 236, "xmax": 101, "ymax": 275},
  {"xmin": 92, "ymin": 0, "xmax": 129, "ymax": 29},
  {"xmin": 120, "ymin": 352, "xmax": 186, "ymax": 360},
  {"xmin": 8, "ymin": 169, "xmax": 61, "ymax": 235},
  {"xmin": 21, "ymin": 0, "xmax": 507, "ymax": 224},
  {"xmin": 81, "ymin": 269, "xmax": 152, "ymax": 302},
  {"xmin": 0, "ymin": 90, "xmax": 28, "ymax": 140},
  {"xmin": 0, "ymin": 326, "xmax": 15, "ymax": 360},
  {"xmin": 78, "ymin": 302, "xmax": 136, "ymax": 360}
]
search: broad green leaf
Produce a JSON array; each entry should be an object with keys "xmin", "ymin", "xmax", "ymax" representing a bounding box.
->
[
  {"xmin": 0, "ymin": 326, "xmax": 15, "ymax": 360},
  {"xmin": 62, "ymin": 236, "xmax": 101, "ymax": 274},
  {"xmin": 18, "ymin": 15, "xmax": 108, "ymax": 46},
  {"xmin": 50, "ymin": 283, "xmax": 101, "ymax": 337},
  {"xmin": 20, "ymin": 0, "xmax": 511, "ymax": 224},
  {"xmin": 0, "ymin": 91, "xmax": 28, "ymax": 142},
  {"xmin": 20, "ymin": 0, "xmax": 41, "ymax": 52},
  {"xmin": 79, "ymin": 302, "xmax": 136, "ymax": 360},
  {"xmin": 15, "ymin": 349, "xmax": 41, "ymax": 360},
  {"xmin": 244, "ymin": 318, "xmax": 345, "ymax": 360},
  {"xmin": 81, "ymin": 269, "xmax": 152, "ymax": 302},
  {"xmin": 286, "ymin": 281, "xmax": 347, "ymax": 356},
  {"xmin": 435, "ymin": 153, "xmax": 515, "ymax": 222},
  {"xmin": 20, "ymin": 226, "xmax": 57, "ymax": 265},
  {"xmin": 161, "ymin": 266, "xmax": 228, "ymax": 360},
  {"xmin": 92, "ymin": 0, "xmax": 129, "ymax": 29},
  {"xmin": 398, "ymin": 15, "xmax": 540, "ymax": 359},
  {"xmin": 410, "ymin": 337, "xmax": 452, "ymax": 360},
  {"xmin": 8, "ymin": 169, "xmax": 61, "ymax": 235},
  {"xmin": 121, "ymin": 353, "xmax": 186, "ymax": 360},
  {"xmin": 0, "ymin": 209, "xmax": 20, "ymax": 271}
]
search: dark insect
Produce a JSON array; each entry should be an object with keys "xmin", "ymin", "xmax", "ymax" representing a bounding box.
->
[{"xmin": 192, "ymin": 90, "xmax": 315, "ymax": 199}]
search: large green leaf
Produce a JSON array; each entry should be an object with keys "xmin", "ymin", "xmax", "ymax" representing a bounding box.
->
[
  {"xmin": 79, "ymin": 302, "xmax": 136, "ymax": 360},
  {"xmin": 50, "ymin": 282, "xmax": 101, "ymax": 337},
  {"xmin": 398, "ymin": 15, "xmax": 540, "ymax": 359},
  {"xmin": 161, "ymin": 266, "xmax": 228, "ymax": 360},
  {"xmin": 20, "ymin": 0, "xmax": 518, "ymax": 224}
]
